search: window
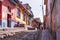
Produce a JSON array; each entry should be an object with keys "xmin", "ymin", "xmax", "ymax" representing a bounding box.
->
[
  {"xmin": 17, "ymin": 8, "xmax": 20, "ymax": 18},
  {"xmin": 7, "ymin": 6, "xmax": 11, "ymax": 12},
  {"xmin": 0, "ymin": 20, "xmax": 2, "ymax": 25},
  {"xmin": 23, "ymin": 14, "xmax": 26, "ymax": 21}
]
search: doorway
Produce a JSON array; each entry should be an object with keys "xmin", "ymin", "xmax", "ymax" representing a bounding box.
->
[{"xmin": 7, "ymin": 14, "xmax": 11, "ymax": 27}]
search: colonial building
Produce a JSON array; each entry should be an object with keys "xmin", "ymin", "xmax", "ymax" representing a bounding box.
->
[
  {"xmin": 31, "ymin": 18, "xmax": 41, "ymax": 28},
  {"xmin": 0, "ymin": 0, "xmax": 33, "ymax": 28},
  {"xmin": 23, "ymin": 3, "xmax": 34, "ymax": 26}
]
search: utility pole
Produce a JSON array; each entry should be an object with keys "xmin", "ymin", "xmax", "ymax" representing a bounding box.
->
[{"xmin": 42, "ymin": 0, "xmax": 45, "ymax": 29}]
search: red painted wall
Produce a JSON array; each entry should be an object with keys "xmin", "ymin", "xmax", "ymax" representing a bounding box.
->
[
  {"xmin": 0, "ymin": 1, "xmax": 2, "ymax": 20},
  {"xmin": 2, "ymin": 0, "xmax": 16, "ymax": 9}
]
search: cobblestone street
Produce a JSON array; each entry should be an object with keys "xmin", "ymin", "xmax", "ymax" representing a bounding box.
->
[
  {"xmin": 0, "ymin": 0, "xmax": 60, "ymax": 40},
  {"xmin": 0, "ymin": 30, "xmax": 53, "ymax": 40},
  {"xmin": 56, "ymin": 28, "xmax": 60, "ymax": 40}
]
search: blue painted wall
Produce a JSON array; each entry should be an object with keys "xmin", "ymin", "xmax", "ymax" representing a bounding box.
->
[
  {"xmin": 2, "ymin": 20, "xmax": 7, "ymax": 28},
  {"xmin": 11, "ymin": 21, "xmax": 15, "ymax": 28},
  {"xmin": 1, "ymin": 20, "xmax": 16, "ymax": 28}
]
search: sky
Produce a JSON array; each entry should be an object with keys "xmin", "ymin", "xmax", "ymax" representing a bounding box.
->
[{"xmin": 19, "ymin": 0, "xmax": 45, "ymax": 22}]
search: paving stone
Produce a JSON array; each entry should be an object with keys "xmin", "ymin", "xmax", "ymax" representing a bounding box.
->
[{"xmin": 0, "ymin": 30, "xmax": 53, "ymax": 40}]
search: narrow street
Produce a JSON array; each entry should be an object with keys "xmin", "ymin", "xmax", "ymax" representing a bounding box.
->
[
  {"xmin": 56, "ymin": 27, "xmax": 60, "ymax": 40},
  {"xmin": 41, "ymin": 30, "xmax": 53, "ymax": 40},
  {"xmin": 0, "ymin": 0, "xmax": 60, "ymax": 40},
  {"xmin": 0, "ymin": 30, "xmax": 53, "ymax": 40}
]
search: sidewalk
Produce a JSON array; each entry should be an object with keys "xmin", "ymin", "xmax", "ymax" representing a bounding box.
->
[
  {"xmin": 0, "ymin": 27, "xmax": 26, "ymax": 38},
  {"xmin": 0, "ymin": 27, "xmax": 37, "ymax": 38}
]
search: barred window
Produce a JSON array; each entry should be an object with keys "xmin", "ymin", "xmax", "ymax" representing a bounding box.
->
[
  {"xmin": 17, "ymin": 8, "xmax": 20, "ymax": 18},
  {"xmin": 23, "ymin": 14, "xmax": 26, "ymax": 21},
  {"xmin": 7, "ymin": 6, "xmax": 11, "ymax": 12}
]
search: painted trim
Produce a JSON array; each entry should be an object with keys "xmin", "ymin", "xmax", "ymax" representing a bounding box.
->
[{"xmin": 16, "ymin": 17, "xmax": 26, "ymax": 24}]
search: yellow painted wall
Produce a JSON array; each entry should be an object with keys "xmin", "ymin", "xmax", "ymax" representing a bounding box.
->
[
  {"xmin": 16, "ymin": 17, "xmax": 26, "ymax": 24},
  {"xmin": 20, "ymin": 9, "xmax": 23, "ymax": 20},
  {"xmin": 26, "ymin": 14, "xmax": 29, "ymax": 25},
  {"xmin": 15, "ymin": 6, "xmax": 26, "ymax": 24},
  {"xmin": 15, "ymin": 5, "xmax": 29, "ymax": 25}
]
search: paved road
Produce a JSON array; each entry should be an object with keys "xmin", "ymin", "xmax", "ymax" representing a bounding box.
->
[
  {"xmin": 0, "ymin": 30, "xmax": 53, "ymax": 40},
  {"xmin": 0, "ymin": 32, "xmax": 29, "ymax": 40},
  {"xmin": 56, "ymin": 28, "xmax": 60, "ymax": 40},
  {"xmin": 41, "ymin": 29, "xmax": 53, "ymax": 40}
]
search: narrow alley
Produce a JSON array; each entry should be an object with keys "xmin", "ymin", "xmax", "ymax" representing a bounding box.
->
[{"xmin": 0, "ymin": 0, "xmax": 60, "ymax": 40}]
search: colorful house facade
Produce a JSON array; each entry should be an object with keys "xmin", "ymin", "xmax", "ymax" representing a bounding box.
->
[
  {"xmin": 0, "ymin": 0, "xmax": 33, "ymax": 28},
  {"xmin": 31, "ymin": 18, "xmax": 41, "ymax": 28},
  {"xmin": 0, "ymin": 1, "xmax": 2, "ymax": 28},
  {"xmin": 1, "ymin": 0, "xmax": 18, "ymax": 28},
  {"xmin": 23, "ymin": 3, "xmax": 34, "ymax": 26}
]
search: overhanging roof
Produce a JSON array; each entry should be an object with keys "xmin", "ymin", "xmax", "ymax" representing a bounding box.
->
[{"xmin": 9, "ymin": 0, "xmax": 18, "ymax": 5}]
